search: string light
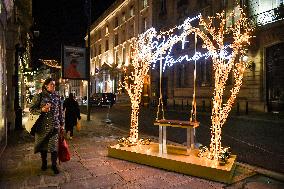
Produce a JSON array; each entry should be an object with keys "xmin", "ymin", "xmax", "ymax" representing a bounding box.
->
[
  {"xmin": 194, "ymin": 8, "xmax": 254, "ymax": 160},
  {"xmin": 39, "ymin": 59, "xmax": 61, "ymax": 69},
  {"xmin": 121, "ymin": 6, "xmax": 253, "ymax": 156},
  {"xmin": 119, "ymin": 31, "xmax": 156, "ymax": 144}
]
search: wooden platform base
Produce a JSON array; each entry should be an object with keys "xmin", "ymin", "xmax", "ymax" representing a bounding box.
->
[{"xmin": 108, "ymin": 143, "xmax": 237, "ymax": 184}]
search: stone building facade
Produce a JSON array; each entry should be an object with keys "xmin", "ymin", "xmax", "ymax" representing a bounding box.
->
[
  {"xmin": 0, "ymin": 0, "xmax": 32, "ymax": 155},
  {"xmin": 89, "ymin": 0, "xmax": 152, "ymax": 98},
  {"xmin": 151, "ymin": 0, "xmax": 284, "ymax": 113},
  {"xmin": 89, "ymin": 0, "xmax": 284, "ymax": 112}
]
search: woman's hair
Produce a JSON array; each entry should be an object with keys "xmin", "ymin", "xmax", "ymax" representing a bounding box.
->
[{"xmin": 42, "ymin": 78, "xmax": 55, "ymax": 91}]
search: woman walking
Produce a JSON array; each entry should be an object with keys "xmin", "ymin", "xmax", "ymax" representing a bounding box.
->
[
  {"xmin": 63, "ymin": 93, "xmax": 81, "ymax": 139},
  {"xmin": 30, "ymin": 78, "xmax": 64, "ymax": 174}
]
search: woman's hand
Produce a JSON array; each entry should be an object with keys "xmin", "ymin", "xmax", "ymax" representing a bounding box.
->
[{"xmin": 41, "ymin": 103, "xmax": 51, "ymax": 112}]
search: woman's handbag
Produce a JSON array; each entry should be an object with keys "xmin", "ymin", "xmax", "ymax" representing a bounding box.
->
[
  {"xmin": 26, "ymin": 114, "xmax": 43, "ymax": 136},
  {"xmin": 58, "ymin": 129, "xmax": 71, "ymax": 163},
  {"xmin": 25, "ymin": 113, "xmax": 40, "ymax": 133},
  {"xmin": 76, "ymin": 120, "xmax": 81, "ymax": 131},
  {"xmin": 27, "ymin": 93, "xmax": 43, "ymax": 136}
]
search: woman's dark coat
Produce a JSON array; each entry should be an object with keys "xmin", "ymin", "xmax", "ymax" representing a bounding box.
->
[
  {"xmin": 30, "ymin": 90, "xmax": 64, "ymax": 153},
  {"xmin": 63, "ymin": 97, "xmax": 80, "ymax": 128}
]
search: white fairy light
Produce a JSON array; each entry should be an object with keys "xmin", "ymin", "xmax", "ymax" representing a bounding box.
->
[{"xmin": 122, "ymin": 7, "xmax": 253, "ymax": 159}]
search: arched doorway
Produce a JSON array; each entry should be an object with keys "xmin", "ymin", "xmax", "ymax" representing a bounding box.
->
[{"xmin": 266, "ymin": 42, "xmax": 284, "ymax": 112}]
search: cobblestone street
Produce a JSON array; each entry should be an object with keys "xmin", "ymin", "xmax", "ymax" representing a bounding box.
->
[{"xmin": 0, "ymin": 114, "xmax": 283, "ymax": 189}]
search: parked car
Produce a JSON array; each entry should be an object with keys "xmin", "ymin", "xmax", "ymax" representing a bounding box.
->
[{"xmin": 90, "ymin": 93, "xmax": 116, "ymax": 107}]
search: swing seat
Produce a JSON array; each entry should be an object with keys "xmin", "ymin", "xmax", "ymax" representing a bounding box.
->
[{"xmin": 154, "ymin": 119, "xmax": 199, "ymax": 129}]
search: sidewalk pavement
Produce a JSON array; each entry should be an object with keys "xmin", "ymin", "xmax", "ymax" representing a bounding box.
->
[{"xmin": 0, "ymin": 114, "xmax": 283, "ymax": 189}]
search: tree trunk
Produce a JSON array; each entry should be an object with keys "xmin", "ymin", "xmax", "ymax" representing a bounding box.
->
[{"xmin": 129, "ymin": 105, "xmax": 140, "ymax": 143}]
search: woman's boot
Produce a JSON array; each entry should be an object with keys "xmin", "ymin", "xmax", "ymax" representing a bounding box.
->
[
  {"xmin": 40, "ymin": 151, "xmax": 47, "ymax": 171},
  {"xmin": 51, "ymin": 151, "xmax": 59, "ymax": 174}
]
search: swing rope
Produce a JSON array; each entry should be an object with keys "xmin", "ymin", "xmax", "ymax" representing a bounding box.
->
[
  {"xmin": 156, "ymin": 54, "xmax": 165, "ymax": 120},
  {"xmin": 190, "ymin": 32, "xmax": 197, "ymax": 122}
]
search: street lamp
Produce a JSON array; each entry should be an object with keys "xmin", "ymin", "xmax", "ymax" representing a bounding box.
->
[{"xmin": 14, "ymin": 43, "xmax": 25, "ymax": 130}]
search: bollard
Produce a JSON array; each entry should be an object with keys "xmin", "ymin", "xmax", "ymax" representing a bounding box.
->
[
  {"xmin": 237, "ymin": 102, "xmax": 240, "ymax": 115},
  {"xmin": 246, "ymin": 101, "xmax": 248, "ymax": 115},
  {"xmin": 202, "ymin": 100, "xmax": 205, "ymax": 112},
  {"xmin": 187, "ymin": 99, "xmax": 189, "ymax": 108},
  {"xmin": 105, "ymin": 104, "xmax": 112, "ymax": 124}
]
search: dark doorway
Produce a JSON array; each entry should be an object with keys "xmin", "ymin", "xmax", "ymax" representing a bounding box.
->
[{"xmin": 266, "ymin": 42, "xmax": 284, "ymax": 112}]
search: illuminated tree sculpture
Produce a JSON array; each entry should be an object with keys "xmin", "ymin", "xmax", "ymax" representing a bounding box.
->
[
  {"xmin": 194, "ymin": 8, "xmax": 254, "ymax": 160},
  {"xmin": 120, "ymin": 30, "xmax": 157, "ymax": 143}
]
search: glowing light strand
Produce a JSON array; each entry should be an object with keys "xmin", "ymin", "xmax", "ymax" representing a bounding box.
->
[
  {"xmin": 195, "ymin": 8, "xmax": 254, "ymax": 160},
  {"xmin": 121, "ymin": 7, "xmax": 253, "ymax": 156},
  {"xmin": 39, "ymin": 59, "xmax": 62, "ymax": 69},
  {"xmin": 119, "ymin": 30, "xmax": 157, "ymax": 143}
]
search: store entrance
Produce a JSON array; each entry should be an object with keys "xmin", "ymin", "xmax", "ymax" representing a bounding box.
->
[{"xmin": 266, "ymin": 42, "xmax": 284, "ymax": 112}]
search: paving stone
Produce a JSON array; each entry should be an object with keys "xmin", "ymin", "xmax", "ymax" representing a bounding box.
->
[
  {"xmin": 60, "ymin": 161, "xmax": 83, "ymax": 171},
  {"xmin": 160, "ymin": 171, "xmax": 194, "ymax": 184},
  {"xmin": 79, "ymin": 152, "xmax": 102, "ymax": 160},
  {"xmin": 112, "ymin": 181, "xmax": 142, "ymax": 189},
  {"xmin": 244, "ymin": 181, "xmax": 283, "ymax": 189},
  {"xmin": 0, "ymin": 179, "xmax": 25, "ymax": 189},
  {"xmin": 81, "ymin": 158, "xmax": 110, "ymax": 168},
  {"xmin": 89, "ymin": 164, "xmax": 117, "ymax": 176},
  {"xmin": 135, "ymin": 176, "xmax": 173, "ymax": 188},
  {"xmin": 26, "ymin": 175, "xmax": 42, "ymax": 186},
  {"xmin": 43, "ymin": 173, "xmax": 66, "ymax": 186},
  {"xmin": 67, "ymin": 167, "xmax": 92, "ymax": 180},
  {"xmin": 109, "ymin": 159, "xmax": 141, "ymax": 172},
  {"xmin": 182, "ymin": 177, "xmax": 224, "ymax": 189},
  {"xmin": 60, "ymin": 179, "xmax": 88, "ymax": 189},
  {"xmin": 38, "ymin": 187, "xmax": 58, "ymax": 189},
  {"xmin": 1, "ymin": 114, "xmax": 283, "ymax": 189},
  {"xmin": 84, "ymin": 173, "xmax": 123, "ymax": 188},
  {"xmin": 118, "ymin": 166, "xmax": 166, "ymax": 182}
]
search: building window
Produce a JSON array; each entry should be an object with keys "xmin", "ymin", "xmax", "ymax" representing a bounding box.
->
[
  {"xmin": 130, "ymin": 6, "xmax": 134, "ymax": 17},
  {"xmin": 200, "ymin": 59, "xmax": 211, "ymax": 86},
  {"xmin": 114, "ymin": 17, "xmax": 119, "ymax": 28},
  {"xmin": 177, "ymin": 0, "xmax": 188, "ymax": 8},
  {"xmin": 91, "ymin": 46, "xmax": 96, "ymax": 58},
  {"xmin": 105, "ymin": 25, "xmax": 109, "ymax": 34},
  {"xmin": 177, "ymin": 65, "xmax": 182, "ymax": 88},
  {"xmin": 98, "ymin": 30, "xmax": 101, "ymax": 39},
  {"xmin": 160, "ymin": 0, "xmax": 167, "ymax": 15},
  {"xmin": 122, "ymin": 12, "xmax": 126, "ymax": 22},
  {"xmin": 99, "ymin": 58, "xmax": 101, "ymax": 67},
  {"xmin": 183, "ymin": 64, "xmax": 188, "ymax": 86},
  {"xmin": 115, "ymin": 50, "xmax": 119, "ymax": 64},
  {"xmin": 121, "ymin": 29, "xmax": 126, "ymax": 42},
  {"xmin": 90, "ymin": 46, "xmax": 93, "ymax": 58},
  {"xmin": 114, "ymin": 34, "xmax": 118, "ymax": 46},
  {"xmin": 122, "ymin": 47, "xmax": 126, "ymax": 64},
  {"xmin": 105, "ymin": 39, "xmax": 109, "ymax": 51},
  {"xmin": 99, "ymin": 44, "xmax": 101, "ymax": 54},
  {"xmin": 129, "ymin": 23, "xmax": 134, "ymax": 38},
  {"xmin": 105, "ymin": 53, "xmax": 108, "ymax": 64},
  {"xmin": 142, "ymin": 0, "xmax": 148, "ymax": 9},
  {"xmin": 143, "ymin": 17, "xmax": 147, "ymax": 32}
]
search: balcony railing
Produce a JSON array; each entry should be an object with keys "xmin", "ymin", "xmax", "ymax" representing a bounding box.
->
[{"xmin": 250, "ymin": 6, "xmax": 284, "ymax": 27}]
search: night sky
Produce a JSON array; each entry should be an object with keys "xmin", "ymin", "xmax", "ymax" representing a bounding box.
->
[{"xmin": 32, "ymin": 0, "xmax": 115, "ymax": 67}]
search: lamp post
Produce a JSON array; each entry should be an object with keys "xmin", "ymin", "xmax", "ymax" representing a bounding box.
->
[
  {"xmin": 14, "ymin": 44, "xmax": 24, "ymax": 130},
  {"xmin": 85, "ymin": 0, "xmax": 91, "ymax": 121}
]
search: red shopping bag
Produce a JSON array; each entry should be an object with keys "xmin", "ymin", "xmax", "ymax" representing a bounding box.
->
[{"xmin": 58, "ymin": 129, "xmax": 71, "ymax": 163}]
